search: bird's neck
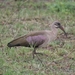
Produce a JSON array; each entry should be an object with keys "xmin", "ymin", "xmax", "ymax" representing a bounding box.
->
[{"xmin": 51, "ymin": 27, "xmax": 58, "ymax": 36}]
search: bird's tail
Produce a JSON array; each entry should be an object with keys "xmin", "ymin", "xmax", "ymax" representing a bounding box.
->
[{"xmin": 7, "ymin": 36, "xmax": 25, "ymax": 47}]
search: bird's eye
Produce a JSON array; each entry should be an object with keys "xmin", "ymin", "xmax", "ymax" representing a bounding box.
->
[
  {"xmin": 57, "ymin": 23, "xmax": 60, "ymax": 25},
  {"xmin": 54, "ymin": 22, "xmax": 60, "ymax": 28}
]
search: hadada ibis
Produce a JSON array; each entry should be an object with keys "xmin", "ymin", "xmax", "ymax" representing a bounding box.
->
[{"xmin": 7, "ymin": 21, "xmax": 67, "ymax": 58}]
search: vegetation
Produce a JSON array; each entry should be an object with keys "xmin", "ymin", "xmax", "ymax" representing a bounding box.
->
[{"xmin": 0, "ymin": 0, "xmax": 75, "ymax": 75}]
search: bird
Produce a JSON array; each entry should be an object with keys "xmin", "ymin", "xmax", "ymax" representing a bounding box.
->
[{"xmin": 7, "ymin": 21, "xmax": 67, "ymax": 58}]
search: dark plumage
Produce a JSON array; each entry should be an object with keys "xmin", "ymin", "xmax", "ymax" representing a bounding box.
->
[
  {"xmin": 7, "ymin": 21, "xmax": 67, "ymax": 58},
  {"xmin": 7, "ymin": 31, "xmax": 46, "ymax": 48}
]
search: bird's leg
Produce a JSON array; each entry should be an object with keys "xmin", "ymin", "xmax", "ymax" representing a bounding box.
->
[
  {"xmin": 32, "ymin": 48, "xmax": 48, "ymax": 58},
  {"xmin": 33, "ymin": 49, "xmax": 44, "ymax": 58},
  {"xmin": 33, "ymin": 48, "xmax": 36, "ymax": 58},
  {"xmin": 33, "ymin": 48, "xmax": 43, "ymax": 58}
]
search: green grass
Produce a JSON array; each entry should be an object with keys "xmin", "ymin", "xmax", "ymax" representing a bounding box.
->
[{"xmin": 0, "ymin": 0, "xmax": 75, "ymax": 75}]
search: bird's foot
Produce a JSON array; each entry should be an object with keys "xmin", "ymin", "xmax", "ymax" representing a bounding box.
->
[
  {"xmin": 32, "ymin": 51, "xmax": 48, "ymax": 59},
  {"xmin": 32, "ymin": 51, "xmax": 43, "ymax": 58}
]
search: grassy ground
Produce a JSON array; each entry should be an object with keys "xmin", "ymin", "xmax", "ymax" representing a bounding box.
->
[{"xmin": 0, "ymin": 0, "xmax": 75, "ymax": 75}]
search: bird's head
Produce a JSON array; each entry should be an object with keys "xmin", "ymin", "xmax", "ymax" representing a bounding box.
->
[
  {"xmin": 53, "ymin": 21, "xmax": 61, "ymax": 28},
  {"xmin": 51, "ymin": 21, "xmax": 67, "ymax": 37}
]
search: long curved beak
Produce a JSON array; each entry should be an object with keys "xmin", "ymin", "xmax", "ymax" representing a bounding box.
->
[{"xmin": 59, "ymin": 25, "xmax": 67, "ymax": 37}]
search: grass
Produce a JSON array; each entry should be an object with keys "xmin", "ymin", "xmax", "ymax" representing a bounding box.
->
[{"xmin": 0, "ymin": 0, "xmax": 75, "ymax": 75}]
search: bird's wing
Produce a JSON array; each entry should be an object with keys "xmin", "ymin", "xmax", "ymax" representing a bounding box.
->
[
  {"xmin": 26, "ymin": 34, "xmax": 46, "ymax": 48},
  {"xmin": 7, "ymin": 31, "xmax": 47, "ymax": 47}
]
